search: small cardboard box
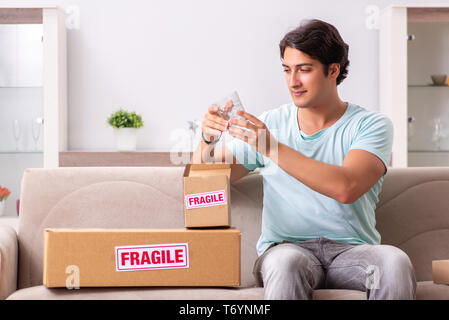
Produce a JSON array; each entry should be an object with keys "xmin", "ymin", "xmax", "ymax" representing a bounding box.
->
[
  {"xmin": 183, "ymin": 163, "xmax": 231, "ymax": 228},
  {"xmin": 432, "ymin": 260, "xmax": 449, "ymax": 285},
  {"xmin": 43, "ymin": 228, "xmax": 241, "ymax": 288}
]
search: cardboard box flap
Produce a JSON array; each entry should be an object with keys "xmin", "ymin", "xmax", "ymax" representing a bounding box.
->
[
  {"xmin": 189, "ymin": 163, "xmax": 231, "ymax": 170},
  {"xmin": 188, "ymin": 169, "xmax": 231, "ymax": 178},
  {"xmin": 184, "ymin": 164, "xmax": 231, "ymax": 178},
  {"xmin": 44, "ymin": 227, "xmax": 240, "ymax": 234}
]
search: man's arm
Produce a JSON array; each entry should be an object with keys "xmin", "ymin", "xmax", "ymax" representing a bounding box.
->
[
  {"xmin": 228, "ymin": 110, "xmax": 389, "ymax": 204},
  {"xmin": 270, "ymin": 144, "xmax": 385, "ymax": 204}
]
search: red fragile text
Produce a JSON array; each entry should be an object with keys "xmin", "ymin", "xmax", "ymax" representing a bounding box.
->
[
  {"xmin": 115, "ymin": 243, "xmax": 189, "ymax": 271},
  {"xmin": 185, "ymin": 190, "xmax": 226, "ymax": 210},
  {"xmin": 121, "ymin": 248, "xmax": 184, "ymax": 265}
]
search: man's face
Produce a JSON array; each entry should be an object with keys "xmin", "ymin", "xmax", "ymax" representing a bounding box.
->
[{"xmin": 282, "ymin": 46, "xmax": 337, "ymax": 108}]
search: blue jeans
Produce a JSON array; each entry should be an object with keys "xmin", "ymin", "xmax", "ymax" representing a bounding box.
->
[{"xmin": 253, "ymin": 237, "xmax": 417, "ymax": 300}]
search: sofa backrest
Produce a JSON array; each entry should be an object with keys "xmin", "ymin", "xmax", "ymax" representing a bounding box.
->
[
  {"xmin": 17, "ymin": 166, "xmax": 449, "ymax": 289},
  {"xmin": 376, "ymin": 167, "xmax": 449, "ymax": 282}
]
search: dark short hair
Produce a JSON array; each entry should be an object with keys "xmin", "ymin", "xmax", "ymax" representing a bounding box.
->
[{"xmin": 279, "ymin": 19, "xmax": 349, "ymax": 85}]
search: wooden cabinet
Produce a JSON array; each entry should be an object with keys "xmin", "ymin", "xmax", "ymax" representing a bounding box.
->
[
  {"xmin": 0, "ymin": 7, "xmax": 67, "ymax": 217},
  {"xmin": 380, "ymin": 4, "xmax": 449, "ymax": 167},
  {"xmin": 0, "ymin": 24, "xmax": 43, "ymax": 87}
]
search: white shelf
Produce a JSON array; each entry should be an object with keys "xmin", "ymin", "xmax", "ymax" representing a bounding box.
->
[
  {"xmin": 409, "ymin": 150, "xmax": 449, "ymax": 153},
  {"xmin": 408, "ymin": 85, "xmax": 449, "ymax": 88},
  {"xmin": 0, "ymin": 86, "xmax": 43, "ymax": 88},
  {"xmin": 0, "ymin": 151, "xmax": 43, "ymax": 154}
]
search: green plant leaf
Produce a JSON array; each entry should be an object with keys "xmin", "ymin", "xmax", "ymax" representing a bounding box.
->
[{"xmin": 107, "ymin": 108, "xmax": 144, "ymax": 128}]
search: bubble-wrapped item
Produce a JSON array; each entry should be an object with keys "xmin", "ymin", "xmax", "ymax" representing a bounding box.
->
[
  {"xmin": 212, "ymin": 91, "xmax": 248, "ymax": 144},
  {"xmin": 214, "ymin": 91, "xmax": 245, "ymax": 123}
]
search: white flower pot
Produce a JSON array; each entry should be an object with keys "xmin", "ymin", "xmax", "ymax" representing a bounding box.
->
[
  {"xmin": 0, "ymin": 201, "xmax": 5, "ymax": 216},
  {"xmin": 114, "ymin": 128, "xmax": 138, "ymax": 152}
]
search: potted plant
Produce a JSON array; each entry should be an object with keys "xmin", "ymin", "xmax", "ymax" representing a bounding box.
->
[
  {"xmin": 0, "ymin": 185, "xmax": 11, "ymax": 216},
  {"xmin": 107, "ymin": 109, "xmax": 144, "ymax": 152}
]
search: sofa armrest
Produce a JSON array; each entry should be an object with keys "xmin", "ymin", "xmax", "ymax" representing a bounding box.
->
[{"xmin": 0, "ymin": 225, "xmax": 18, "ymax": 299}]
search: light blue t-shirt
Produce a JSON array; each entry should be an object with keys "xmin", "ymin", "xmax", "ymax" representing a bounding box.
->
[{"xmin": 226, "ymin": 102, "xmax": 394, "ymax": 256}]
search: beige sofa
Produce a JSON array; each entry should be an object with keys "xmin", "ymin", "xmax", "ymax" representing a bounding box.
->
[{"xmin": 1, "ymin": 166, "xmax": 449, "ymax": 300}]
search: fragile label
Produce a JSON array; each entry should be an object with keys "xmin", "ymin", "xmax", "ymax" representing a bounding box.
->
[
  {"xmin": 185, "ymin": 190, "xmax": 227, "ymax": 210},
  {"xmin": 115, "ymin": 243, "xmax": 189, "ymax": 272}
]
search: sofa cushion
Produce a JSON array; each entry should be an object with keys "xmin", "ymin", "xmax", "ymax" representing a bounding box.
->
[
  {"xmin": 415, "ymin": 281, "xmax": 449, "ymax": 300},
  {"xmin": 7, "ymin": 281, "xmax": 448, "ymax": 300},
  {"xmin": 6, "ymin": 286, "xmax": 264, "ymax": 300},
  {"xmin": 314, "ymin": 281, "xmax": 449, "ymax": 300},
  {"xmin": 7, "ymin": 285, "xmax": 363, "ymax": 300},
  {"xmin": 313, "ymin": 289, "xmax": 365, "ymax": 300}
]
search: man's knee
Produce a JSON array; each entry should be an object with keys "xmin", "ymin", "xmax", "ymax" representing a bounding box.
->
[
  {"xmin": 374, "ymin": 245, "xmax": 415, "ymax": 276},
  {"xmin": 260, "ymin": 244, "xmax": 318, "ymax": 277},
  {"xmin": 367, "ymin": 245, "xmax": 416, "ymax": 299},
  {"xmin": 257, "ymin": 243, "xmax": 323, "ymax": 299}
]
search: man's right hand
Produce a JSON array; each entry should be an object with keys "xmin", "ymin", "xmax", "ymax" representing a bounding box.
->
[{"xmin": 201, "ymin": 100, "xmax": 233, "ymax": 143}]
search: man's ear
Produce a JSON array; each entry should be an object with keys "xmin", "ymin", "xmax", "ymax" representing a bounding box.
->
[{"xmin": 328, "ymin": 63, "xmax": 340, "ymax": 80}]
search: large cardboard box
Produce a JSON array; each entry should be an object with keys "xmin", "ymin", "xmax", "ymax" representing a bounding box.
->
[
  {"xmin": 43, "ymin": 228, "xmax": 240, "ymax": 288},
  {"xmin": 183, "ymin": 163, "xmax": 231, "ymax": 228},
  {"xmin": 432, "ymin": 260, "xmax": 449, "ymax": 285}
]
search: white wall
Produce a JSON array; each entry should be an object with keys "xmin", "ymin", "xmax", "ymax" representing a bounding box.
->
[{"xmin": 5, "ymin": 0, "xmax": 432, "ymax": 151}]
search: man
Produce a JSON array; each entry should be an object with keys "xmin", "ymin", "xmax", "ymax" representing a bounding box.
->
[{"xmin": 193, "ymin": 19, "xmax": 416, "ymax": 300}]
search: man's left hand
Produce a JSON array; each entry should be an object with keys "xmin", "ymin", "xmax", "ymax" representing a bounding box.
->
[{"xmin": 228, "ymin": 110, "xmax": 278, "ymax": 158}]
